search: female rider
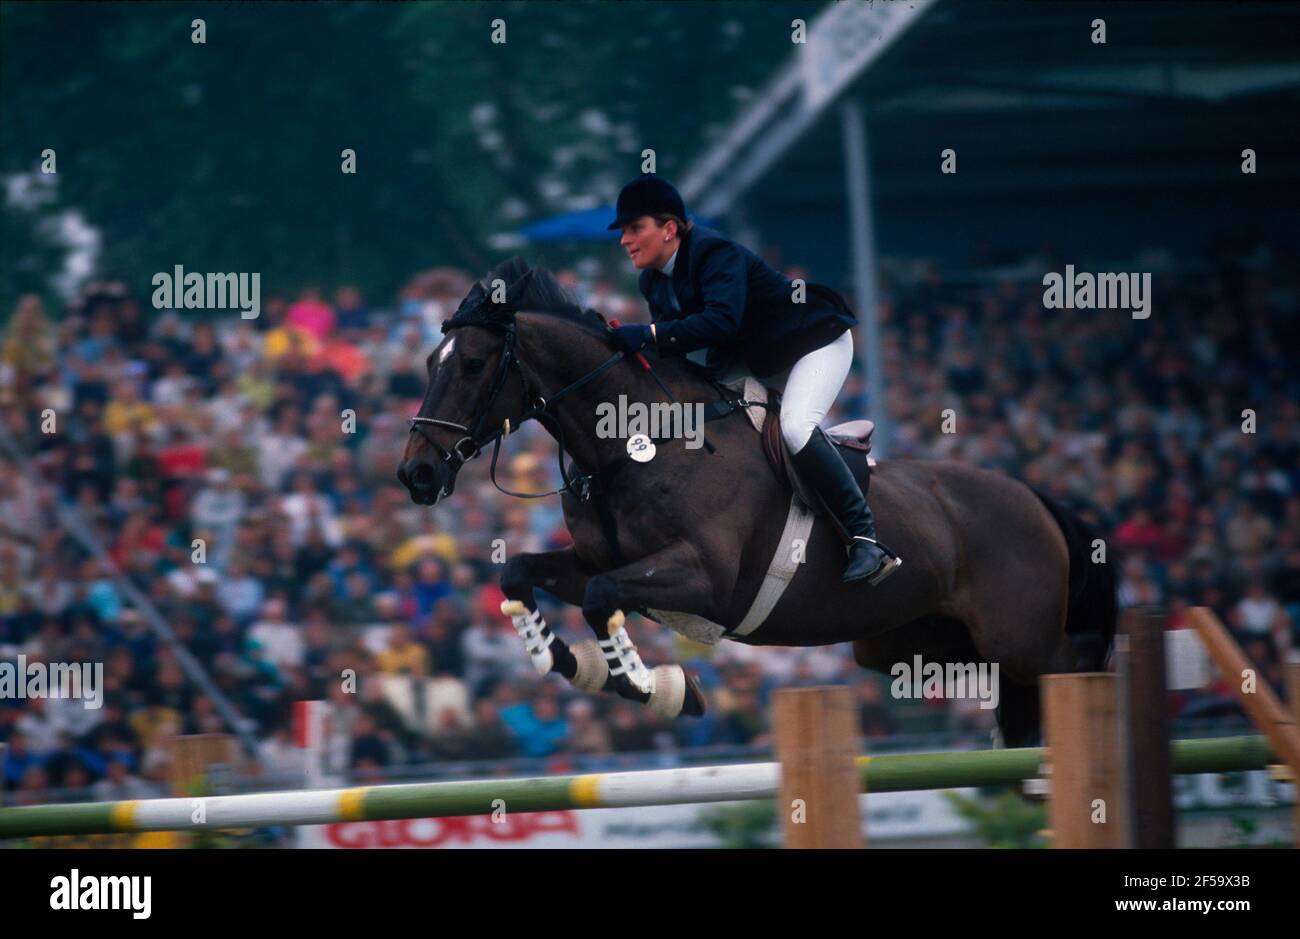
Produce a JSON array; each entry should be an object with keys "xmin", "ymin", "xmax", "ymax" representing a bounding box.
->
[{"xmin": 607, "ymin": 175, "xmax": 901, "ymax": 586}]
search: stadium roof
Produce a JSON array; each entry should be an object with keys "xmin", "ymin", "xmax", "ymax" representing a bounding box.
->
[
  {"xmin": 676, "ymin": 0, "xmax": 1300, "ymax": 457},
  {"xmin": 681, "ymin": 0, "xmax": 1300, "ymax": 270}
]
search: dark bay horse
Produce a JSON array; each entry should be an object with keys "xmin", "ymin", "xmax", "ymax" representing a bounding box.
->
[{"xmin": 398, "ymin": 259, "xmax": 1116, "ymax": 745}]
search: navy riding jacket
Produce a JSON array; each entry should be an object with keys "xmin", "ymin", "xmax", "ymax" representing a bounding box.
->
[{"xmin": 639, "ymin": 225, "xmax": 858, "ymax": 378}]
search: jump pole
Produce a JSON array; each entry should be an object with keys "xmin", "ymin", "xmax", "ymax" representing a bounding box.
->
[{"xmin": 0, "ymin": 735, "xmax": 1276, "ymax": 840}]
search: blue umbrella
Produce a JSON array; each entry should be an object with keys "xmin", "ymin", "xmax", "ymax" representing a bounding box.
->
[{"xmin": 520, "ymin": 208, "xmax": 719, "ymax": 243}]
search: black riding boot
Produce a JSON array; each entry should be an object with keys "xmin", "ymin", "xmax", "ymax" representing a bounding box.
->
[{"xmin": 790, "ymin": 427, "xmax": 902, "ymax": 585}]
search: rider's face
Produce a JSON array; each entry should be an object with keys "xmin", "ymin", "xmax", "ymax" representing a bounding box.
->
[{"xmin": 619, "ymin": 216, "xmax": 678, "ymax": 271}]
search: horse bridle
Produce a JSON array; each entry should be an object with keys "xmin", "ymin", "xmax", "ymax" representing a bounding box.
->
[{"xmin": 407, "ymin": 321, "xmax": 630, "ymax": 500}]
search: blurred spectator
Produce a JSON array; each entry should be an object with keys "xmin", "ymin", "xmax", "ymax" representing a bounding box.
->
[
  {"xmin": 286, "ymin": 289, "xmax": 336, "ymax": 342},
  {"xmin": 91, "ymin": 754, "xmax": 159, "ymax": 801},
  {"xmin": 499, "ymin": 693, "xmax": 568, "ymax": 759},
  {"xmin": 248, "ymin": 598, "xmax": 304, "ymax": 670},
  {"xmin": 565, "ymin": 699, "xmax": 613, "ymax": 755},
  {"xmin": 375, "ymin": 623, "xmax": 431, "ymax": 677}
]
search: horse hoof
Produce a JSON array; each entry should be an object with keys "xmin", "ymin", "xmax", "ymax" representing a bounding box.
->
[
  {"xmin": 648, "ymin": 665, "xmax": 684, "ymax": 717},
  {"xmin": 571, "ymin": 640, "xmax": 609, "ymax": 693},
  {"xmin": 647, "ymin": 666, "xmax": 707, "ymax": 718},
  {"xmin": 681, "ymin": 670, "xmax": 706, "ymax": 717}
]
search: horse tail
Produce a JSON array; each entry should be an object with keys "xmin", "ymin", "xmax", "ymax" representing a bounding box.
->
[{"xmin": 1028, "ymin": 487, "xmax": 1119, "ymax": 670}]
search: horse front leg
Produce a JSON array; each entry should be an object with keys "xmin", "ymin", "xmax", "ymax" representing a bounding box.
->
[
  {"xmin": 499, "ymin": 547, "xmax": 596, "ymax": 683},
  {"xmin": 579, "ymin": 543, "xmax": 713, "ymax": 718}
]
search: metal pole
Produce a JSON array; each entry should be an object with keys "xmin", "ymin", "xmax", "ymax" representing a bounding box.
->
[{"xmin": 840, "ymin": 98, "xmax": 889, "ymax": 457}]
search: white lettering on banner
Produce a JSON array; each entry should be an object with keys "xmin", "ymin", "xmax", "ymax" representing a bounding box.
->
[
  {"xmin": 321, "ymin": 812, "xmax": 580, "ymax": 849},
  {"xmin": 1176, "ymin": 770, "xmax": 1295, "ymax": 810},
  {"xmin": 800, "ymin": 1, "xmax": 931, "ymax": 111}
]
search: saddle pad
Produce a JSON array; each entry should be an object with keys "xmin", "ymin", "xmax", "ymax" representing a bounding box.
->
[
  {"xmin": 720, "ymin": 372, "xmax": 866, "ymax": 513},
  {"xmin": 645, "ymin": 491, "xmax": 815, "ymax": 645},
  {"xmin": 722, "ymin": 374, "xmax": 769, "ymax": 433}
]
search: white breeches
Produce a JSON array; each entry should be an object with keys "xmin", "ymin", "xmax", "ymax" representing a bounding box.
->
[{"xmin": 772, "ymin": 328, "xmax": 854, "ymax": 454}]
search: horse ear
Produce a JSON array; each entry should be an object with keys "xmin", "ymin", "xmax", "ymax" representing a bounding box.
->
[
  {"xmin": 504, "ymin": 269, "xmax": 535, "ymax": 309},
  {"xmin": 446, "ymin": 281, "xmax": 488, "ymax": 327}
]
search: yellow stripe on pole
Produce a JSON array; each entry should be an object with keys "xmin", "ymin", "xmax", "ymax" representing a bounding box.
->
[
  {"xmin": 569, "ymin": 773, "xmax": 604, "ymax": 808},
  {"xmin": 110, "ymin": 801, "xmax": 140, "ymax": 831},
  {"xmin": 338, "ymin": 788, "xmax": 369, "ymax": 821}
]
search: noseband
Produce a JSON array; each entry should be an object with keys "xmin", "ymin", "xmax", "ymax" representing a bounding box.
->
[{"xmin": 407, "ymin": 326, "xmax": 527, "ymax": 468}]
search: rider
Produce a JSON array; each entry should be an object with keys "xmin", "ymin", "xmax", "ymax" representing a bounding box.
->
[{"xmin": 607, "ymin": 174, "xmax": 901, "ymax": 586}]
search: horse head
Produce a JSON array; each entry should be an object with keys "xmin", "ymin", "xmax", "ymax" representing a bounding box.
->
[{"xmin": 396, "ymin": 258, "xmax": 613, "ymax": 504}]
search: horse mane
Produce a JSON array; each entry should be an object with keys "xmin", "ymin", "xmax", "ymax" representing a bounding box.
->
[
  {"xmin": 442, "ymin": 257, "xmax": 721, "ymax": 395},
  {"xmin": 443, "ymin": 257, "xmax": 611, "ymax": 337}
]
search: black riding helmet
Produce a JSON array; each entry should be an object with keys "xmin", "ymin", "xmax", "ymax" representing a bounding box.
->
[{"xmin": 607, "ymin": 175, "xmax": 687, "ymax": 230}]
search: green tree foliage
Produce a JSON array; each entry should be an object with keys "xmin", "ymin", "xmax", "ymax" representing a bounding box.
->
[
  {"xmin": 943, "ymin": 789, "xmax": 1049, "ymax": 849},
  {"xmin": 0, "ymin": 1, "xmax": 816, "ymax": 313}
]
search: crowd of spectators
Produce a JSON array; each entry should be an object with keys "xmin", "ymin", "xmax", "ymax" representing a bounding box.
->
[{"xmin": 1, "ymin": 236, "xmax": 1296, "ymax": 804}]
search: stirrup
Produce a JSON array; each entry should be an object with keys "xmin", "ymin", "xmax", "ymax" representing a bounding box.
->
[{"xmin": 850, "ymin": 536, "xmax": 903, "ymax": 586}]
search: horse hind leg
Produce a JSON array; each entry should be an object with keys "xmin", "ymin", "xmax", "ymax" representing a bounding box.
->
[
  {"xmin": 853, "ymin": 612, "xmax": 1061, "ymax": 749},
  {"xmin": 993, "ymin": 677, "xmax": 1042, "ymax": 749},
  {"xmin": 996, "ymin": 623, "xmax": 1110, "ymax": 747},
  {"xmin": 985, "ymin": 622, "xmax": 1079, "ymax": 749}
]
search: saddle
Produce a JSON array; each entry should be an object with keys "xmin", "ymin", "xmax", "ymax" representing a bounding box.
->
[{"xmin": 718, "ymin": 373, "xmax": 874, "ymax": 518}]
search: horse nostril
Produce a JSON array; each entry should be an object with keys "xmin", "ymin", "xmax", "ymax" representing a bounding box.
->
[{"xmin": 409, "ymin": 463, "xmax": 436, "ymax": 489}]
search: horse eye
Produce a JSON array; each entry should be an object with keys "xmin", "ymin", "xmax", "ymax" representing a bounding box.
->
[{"xmin": 463, "ymin": 358, "xmax": 486, "ymax": 375}]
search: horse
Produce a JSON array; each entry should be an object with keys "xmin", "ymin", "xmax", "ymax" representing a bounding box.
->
[{"xmin": 397, "ymin": 258, "xmax": 1117, "ymax": 746}]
